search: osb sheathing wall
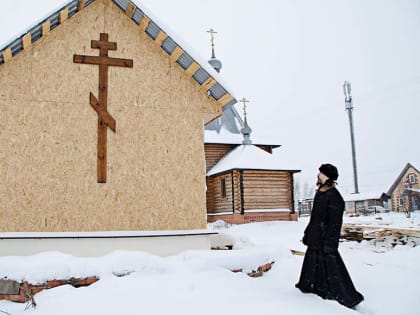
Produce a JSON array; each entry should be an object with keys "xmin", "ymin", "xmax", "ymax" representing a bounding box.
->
[{"xmin": 0, "ymin": 0, "xmax": 221, "ymax": 232}]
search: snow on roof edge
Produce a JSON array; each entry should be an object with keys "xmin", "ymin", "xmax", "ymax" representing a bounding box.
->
[
  {"xmin": 0, "ymin": 0, "xmax": 237, "ymax": 105},
  {"xmin": 207, "ymin": 145, "xmax": 300, "ymax": 176}
]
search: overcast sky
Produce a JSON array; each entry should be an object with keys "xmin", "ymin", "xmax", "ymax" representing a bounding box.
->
[{"xmin": 1, "ymin": 0, "xmax": 419, "ymax": 196}]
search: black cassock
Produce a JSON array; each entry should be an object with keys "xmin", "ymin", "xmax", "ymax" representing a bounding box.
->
[{"xmin": 295, "ymin": 183, "xmax": 364, "ymax": 308}]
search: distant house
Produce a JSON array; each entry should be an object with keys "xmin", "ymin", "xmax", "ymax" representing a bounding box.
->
[
  {"xmin": 343, "ymin": 192, "xmax": 389, "ymax": 214},
  {"xmin": 387, "ymin": 163, "xmax": 420, "ymax": 211}
]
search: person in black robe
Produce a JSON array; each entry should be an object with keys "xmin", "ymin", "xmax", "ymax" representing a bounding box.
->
[{"xmin": 295, "ymin": 163, "xmax": 364, "ymax": 308}]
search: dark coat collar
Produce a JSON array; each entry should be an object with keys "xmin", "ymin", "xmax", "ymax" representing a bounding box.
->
[{"xmin": 318, "ymin": 182, "xmax": 336, "ymax": 192}]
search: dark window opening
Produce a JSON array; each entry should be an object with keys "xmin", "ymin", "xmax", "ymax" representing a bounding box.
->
[{"xmin": 221, "ymin": 178, "xmax": 226, "ymax": 198}]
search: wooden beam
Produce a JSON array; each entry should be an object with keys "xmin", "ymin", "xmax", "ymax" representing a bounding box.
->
[
  {"xmin": 78, "ymin": 0, "xmax": 86, "ymax": 11},
  {"xmin": 139, "ymin": 15, "xmax": 150, "ymax": 31},
  {"xmin": 42, "ymin": 20, "xmax": 51, "ymax": 36},
  {"xmin": 217, "ymin": 93, "xmax": 234, "ymax": 106},
  {"xmin": 22, "ymin": 33, "xmax": 32, "ymax": 50},
  {"xmin": 1, "ymin": 48, "xmax": 12, "ymax": 63},
  {"xmin": 201, "ymin": 77, "xmax": 217, "ymax": 90},
  {"xmin": 170, "ymin": 46, "xmax": 183, "ymax": 63},
  {"xmin": 155, "ymin": 31, "xmax": 167, "ymax": 47},
  {"xmin": 185, "ymin": 61, "xmax": 200, "ymax": 77},
  {"xmin": 73, "ymin": 55, "xmax": 133, "ymax": 67},
  {"xmin": 125, "ymin": 2, "xmax": 136, "ymax": 18},
  {"xmin": 59, "ymin": 8, "xmax": 69, "ymax": 24}
]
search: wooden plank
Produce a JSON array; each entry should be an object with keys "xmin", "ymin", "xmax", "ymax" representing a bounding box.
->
[
  {"xmin": 342, "ymin": 224, "xmax": 420, "ymax": 237},
  {"xmin": 217, "ymin": 93, "xmax": 234, "ymax": 106},
  {"xmin": 59, "ymin": 8, "xmax": 69, "ymax": 23},
  {"xmin": 291, "ymin": 249, "xmax": 305, "ymax": 256},
  {"xmin": 125, "ymin": 2, "xmax": 136, "ymax": 18},
  {"xmin": 78, "ymin": 0, "xmax": 86, "ymax": 11},
  {"xmin": 201, "ymin": 77, "xmax": 217, "ymax": 90},
  {"xmin": 73, "ymin": 55, "xmax": 133, "ymax": 67},
  {"xmin": 185, "ymin": 61, "xmax": 200, "ymax": 77},
  {"xmin": 22, "ymin": 33, "xmax": 32, "ymax": 50},
  {"xmin": 42, "ymin": 20, "xmax": 51, "ymax": 36},
  {"xmin": 91, "ymin": 40, "xmax": 117, "ymax": 50},
  {"xmin": 1, "ymin": 48, "xmax": 12, "ymax": 62},
  {"xmin": 170, "ymin": 46, "xmax": 183, "ymax": 63},
  {"xmin": 139, "ymin": 15, "xmax": 151, "ymax": 31},
  {"xmin": 154, "ymin": 31, "xmax": 167, "ymax": 46},
  {"xmin": 89, "ymin": 93, "xmax": 116, "ymax": 132}
]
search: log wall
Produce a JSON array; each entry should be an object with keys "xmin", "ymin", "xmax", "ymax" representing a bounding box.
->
[
  {"xmin": 242, "ymin": 170, "xmax": 293, "ymax": 210},
  {"xmin": 206, "ymin": 172, "xmax": 234, "ymax": 213},
  {"xmin": 204, "ymin": 144, "xmax": 235, "ymax": 172},
  {"xmin": 207, "ymin": 169, "xmax": 295, "ymax": 216}
]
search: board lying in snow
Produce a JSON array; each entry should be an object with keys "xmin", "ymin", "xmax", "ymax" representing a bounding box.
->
[{"xmin": 0, "ymin": 277, "xmax": 98, "ymax": 304}]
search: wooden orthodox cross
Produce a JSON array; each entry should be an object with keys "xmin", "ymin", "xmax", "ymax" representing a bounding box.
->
[
  {"xmin": 239, "ymin": 97, "xmax": 250, "ymax": 120},
  {"xmin": 74, "ymin": 33, "xmax": 133, "ymax": 183}
]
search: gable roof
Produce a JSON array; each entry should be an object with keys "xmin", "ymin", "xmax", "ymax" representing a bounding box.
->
[
  {"xmin": 0, "ymin": 0, "xmax": 236, "ymax": 109},
  {"xmin": 207, "ymin": 144, "xmax": 300, "ymax": 177},
  {"xmin": 387, "ymin": 163, "xmax": 420, "ymax": 195}
]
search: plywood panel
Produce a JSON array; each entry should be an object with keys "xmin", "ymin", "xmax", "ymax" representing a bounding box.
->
[{"xmin": 0, "ymin": 0, "xmax": 220, "ymax": 232}]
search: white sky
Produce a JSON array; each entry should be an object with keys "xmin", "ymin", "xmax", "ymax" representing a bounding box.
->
[{"xmin": 1, "ymin": 0, "xmax": 419, "ymax": 196}]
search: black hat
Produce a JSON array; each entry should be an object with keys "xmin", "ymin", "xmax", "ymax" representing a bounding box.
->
[{"xmin": 319, "ymin": 163, "xmax": 339, "ymax": 180}]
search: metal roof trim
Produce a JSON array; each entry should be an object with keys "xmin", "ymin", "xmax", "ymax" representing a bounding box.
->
[
  {"xmin": 0, "ymin": 0, "xmax": 89, "ymax": 65},
  {"xmin": 0, "ymin": 0, "xmax": 237, "ymax": 108}
]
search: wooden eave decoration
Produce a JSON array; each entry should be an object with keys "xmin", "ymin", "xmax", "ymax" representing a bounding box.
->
[{"xmin": 0, "ymin": 0, "xmax": 236, "ymax": 112}]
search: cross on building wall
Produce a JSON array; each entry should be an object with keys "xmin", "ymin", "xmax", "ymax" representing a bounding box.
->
[{"xmin": 74, "ymin": 33, "xmax": 133, "ymax": 183}]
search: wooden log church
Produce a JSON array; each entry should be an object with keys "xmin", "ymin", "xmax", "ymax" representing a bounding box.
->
[
  {"xmin": 0, "ymin": 0, "xmax": 237, "ymax": 256},
  {"xmin": 205, "ymin": 98, "xmax": 300, "ymax": 224}
]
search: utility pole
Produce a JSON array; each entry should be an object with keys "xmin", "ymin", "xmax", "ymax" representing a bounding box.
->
[{"xmin": 343, "ymin": 81, "xmax": 359, "ymax": 194}]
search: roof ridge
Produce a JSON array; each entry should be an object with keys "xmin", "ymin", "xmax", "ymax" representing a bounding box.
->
[{"xmin": 387, "ymin": 162, "xmax": 419, "ymax": 195}]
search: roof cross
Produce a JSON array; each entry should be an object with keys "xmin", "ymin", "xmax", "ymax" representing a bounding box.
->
[
  {"xmin": 207, "ymin": 28, "xmax": 218, "ymax": 58},
  {"xmin": 206, "ymin": 28, "xmax": 217, "ymax": 48},
  {"xmin": 73, "ymin": 33, "xmax": 133, "ymax": 183},
  {"xmin": 239, "ymin": 97, "xmax": 250, "ymax": 121}
]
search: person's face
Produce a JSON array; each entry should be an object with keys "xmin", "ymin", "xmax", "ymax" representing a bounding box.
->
[{"xmin": 317, "ymin": 172, "xmax": 329, "ymax": 185}]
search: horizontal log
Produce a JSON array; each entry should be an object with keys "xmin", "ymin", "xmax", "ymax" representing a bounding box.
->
[
  {"xmin": 243, "ymin": 189, "xmax": 290, "ymax": 194},
  {"xmin": 243, "ymin": 171, "xmax": 289, "ymax": 176},
  {"xmin": 244, "ymin": 200, "xmax": 290, "ymax": 205},
  {"xmin": 243, "ymin": 176, "xmax": 290, "ymax": 181}
]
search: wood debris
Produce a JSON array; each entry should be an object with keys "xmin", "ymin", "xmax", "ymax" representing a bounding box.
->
[
  {"xmin": 341, "ymin": 224, "xmax": 420, "ymax": 247},
  {"xmin": 230, "ymin": 261, "xmax": 275, "ymax": 278},
  {"xmin": 0, "ymin": 277, "xmax": 98, "ymax": 304}
]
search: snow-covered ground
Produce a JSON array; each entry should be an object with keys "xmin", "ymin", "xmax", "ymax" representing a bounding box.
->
[{"xmin": 1, "ymin": 212, "xmax": 419, "ymax": 315}]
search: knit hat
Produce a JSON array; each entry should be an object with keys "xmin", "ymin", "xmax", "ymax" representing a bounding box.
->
[{"xmin": 319, "ymin": 163, "xmax": 339, "ymax": 180}]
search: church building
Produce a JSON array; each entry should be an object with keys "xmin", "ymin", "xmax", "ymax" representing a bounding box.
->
[
  {"xmin": 0, "ymin": 0, "xmax": 236, "ymax": 256},
  {"xmin": 203, "ymin": 32, "xmax": 300, "ymax": 223}
]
